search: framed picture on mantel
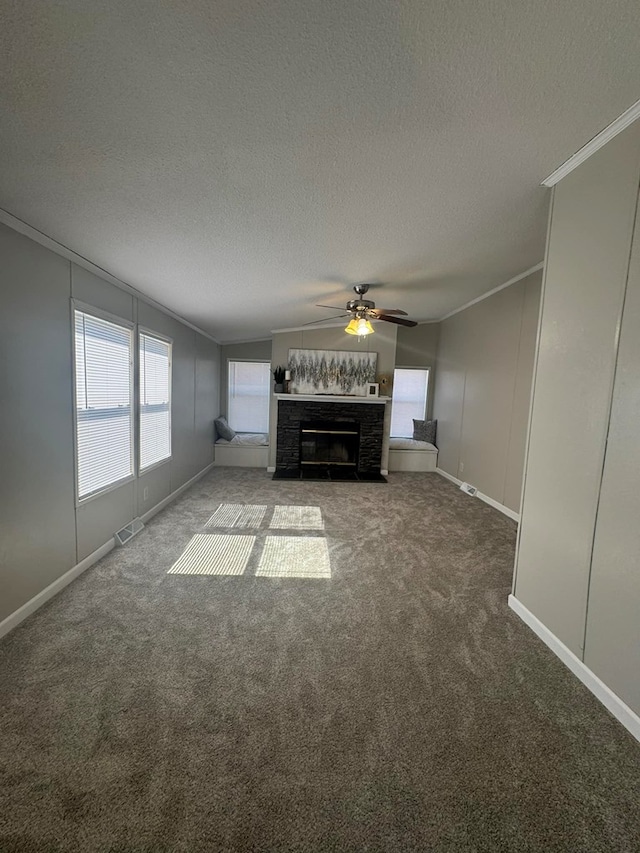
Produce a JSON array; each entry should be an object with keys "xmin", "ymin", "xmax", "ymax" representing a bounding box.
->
[{"xmin": 288, "ymin": 348, "xmax": 377, "ymax": 396}]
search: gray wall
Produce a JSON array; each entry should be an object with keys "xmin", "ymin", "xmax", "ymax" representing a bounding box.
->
[
  {"xmin": 395, "ymin": 323, "xmax": 440, "ymax": 419},
  {"xmin": 432, "ymin": 271, "xmax": 542, "ymax": 512},
  {"xmin": 219, "ymin": 339, "xmax": 272, "ymax": 419},
  {"xmin": 514, "ymin": 118, "xmax": 640, "ymax": 709},
  {"xmin": 0, "ymin": 223, "xmax": 220, "ymax": 623},
  {"xmin": 583, "ymin": 202, "xmax": 640, "ymax": 714}
]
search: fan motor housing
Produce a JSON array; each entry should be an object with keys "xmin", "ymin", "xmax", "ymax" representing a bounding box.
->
[{"xmin": 347, "ymin": 299, "xmax": 375, "ymax": 312}]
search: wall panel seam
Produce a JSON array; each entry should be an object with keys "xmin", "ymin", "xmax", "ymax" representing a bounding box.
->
[
  {"xmin": 501, "ymin": 285, "xmax": 526, "ymax": 507},
  {"xmin": 512, "ymin": 188, "xmax": 554, "ymax": 593},
  {"xmin": 456, "ymin": 369, "xmax": 467, "ymax": 479},
  {"xmin": 581, "ymin": 174, "xmax": 640, "ymax": 658}
]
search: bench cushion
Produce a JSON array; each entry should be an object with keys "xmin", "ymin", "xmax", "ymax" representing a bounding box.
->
[
  {"xmin": 389, "ymin": 437, "xmax": 437, "ymax": 451},
  {"xmin": 216, "ymin": 433, "xmax": 269, "ymax": 447}
]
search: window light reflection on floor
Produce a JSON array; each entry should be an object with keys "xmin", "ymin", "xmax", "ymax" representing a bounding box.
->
[
  {"xmin": 256, "ymin": 536, "xmax": 331, "ymax": 578},
  {"xmin": 205, "ymin": 504, "xmax": 267, "ymax": 529},
  {"xmin": 269, "ymin": 505, "xmax": 324, "ymax": 530},
  {"xmin": 168, "ymin": 506, "xmax": 331, "ymax": 579},
  {"xmin": 167, "ymin": 534, "xmax": 255, "ymax": 575}
]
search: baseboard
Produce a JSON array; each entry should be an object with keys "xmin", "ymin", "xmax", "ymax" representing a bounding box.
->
[
  {"xmin": 0, "ymin": 462, "xmax": 216, "ymax": 640},
  {"xmin": 140, "ymin": 462, "xmax": 215, "ymax": 524},
  {"xmin": 0, "ymin": 540, "xmax": 114, "ymax": 640},
  {"xmin": 508, "ymin": 594, "xmax": 640, "ymax": 744},
  {"xmin": 435, "ymin": 467, "xmax": 520, "ymax": 522},
  {"xmin": 435, "ymin": 466, "xmax": 463, "ymax": 486},
  {"xmin": 478, "ymin": 491, "xmax": 519, "ymax": 522}
]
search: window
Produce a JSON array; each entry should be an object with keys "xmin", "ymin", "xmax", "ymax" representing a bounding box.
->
[
  {"xmin": 74, "ymin": 308, "xmax": 133, "ymax": 500},
  {"xmin": 139, "ymin": 332, "xmax": 172, "ymax": 471},
  {"xmin": 390, "ymin": 368, "xmax": 430, "ymax": 437},
  {"xmin": 228, "ymin": 360, "xmax": 271, "ymax": 433}
]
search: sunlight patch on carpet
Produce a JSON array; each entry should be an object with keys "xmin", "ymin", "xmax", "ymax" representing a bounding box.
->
[
  {"xmin": 168, "ymin": 534, "xmax": 255, "ymax": 575},
  {"xmin": 205, "ymin": 504, "xmax": 267, "ymax": 529},
  {"xmin": 269, "ymin": 505, "xmax": 324, "ymax": 530},
  {"xmin": 256, "ymin": 536, "xmax": 331, "ymax": 578}
]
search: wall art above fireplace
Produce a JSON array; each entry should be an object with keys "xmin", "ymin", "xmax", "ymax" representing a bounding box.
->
[{"xmin": 288, "ymin": 348, "xmax": 377, "ymax": 396}]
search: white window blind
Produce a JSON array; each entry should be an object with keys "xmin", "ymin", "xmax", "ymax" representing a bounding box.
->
[
  {"xmin": 228, "ymin": 361, "xmax": 271, "ymax": 433},
  {"xmin": 74, "ymin": 309, "xmax": 133, "ymax": 499},
  {"xmin": 139, "ymin": 332, "xmax": 172, "ymax": 470},
  {"xmin": 390, "ymin": 368, "xmax": 430, "ymax": 437}
]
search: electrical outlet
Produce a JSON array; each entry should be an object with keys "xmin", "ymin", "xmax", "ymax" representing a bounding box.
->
[
  {"xmin": 459, "ymin": 462, "xmax": 464, "ymax": 473},
  {"xmin": 143, "ymin": 487, "xmax": 149, "ymax": 501}
]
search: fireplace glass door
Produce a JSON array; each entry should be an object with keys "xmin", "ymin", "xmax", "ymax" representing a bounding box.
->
[{"xmin": 300, "ymin": 421, "xmax": 359, "ymax": 468}]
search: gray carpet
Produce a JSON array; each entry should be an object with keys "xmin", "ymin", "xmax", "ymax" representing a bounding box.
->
[{"xmin": 1, "ymin": 469, "xmax": 639, "ymax": 852}]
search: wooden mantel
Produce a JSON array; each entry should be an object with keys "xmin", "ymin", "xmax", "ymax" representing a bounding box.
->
[{"xmin": 274, "ymin": 394, "xmax": 390, "ymax": 405}]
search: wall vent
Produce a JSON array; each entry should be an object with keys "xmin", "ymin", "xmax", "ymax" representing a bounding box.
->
[
  {"xmin": 460, "ymin": 482, "xmax": 478, "ymax": 497},
  {"xmin": 114, "ymin": 518, "xmax": 144, "ymax": 546}
]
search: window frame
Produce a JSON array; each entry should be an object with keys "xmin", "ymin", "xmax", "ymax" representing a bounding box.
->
[
  {"xmin": 138, "ymin": 326, "xmax": 173, "ymax": 475},
  {"xmin": 389, "ymin": 365, "xmax": 431, "ymax": 438},
  {"xmin": 71, "ymin": 300, "xmax": 136, "ymax": 506},
  {"xmin": 226, "ymin": 358, "xmax": 271, "ymax": 434}
]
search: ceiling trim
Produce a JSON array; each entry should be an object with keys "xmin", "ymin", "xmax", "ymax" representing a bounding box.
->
[
  {"xmin": 438, "ymin": 262, "xmax": 544, "ymax": 322},
  {"xmin": 271, "ymin": 319, "xmax": 356, "ymax": 334},
  {"xmin": 541, "ymin": 98, "xmax": 640, "ymax": 187},
  {"xmin": 0, "ymin": 207, "xmax": 221, "ymax": 344},
  {"xmin": 220, "ymin": 336, "xmax": 273, "ymax": 346}
]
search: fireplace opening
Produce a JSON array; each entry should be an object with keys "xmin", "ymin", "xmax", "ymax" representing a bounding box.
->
[{"xmin": 300, "ymin": 420, "xmax": 359, "ymax": 468}]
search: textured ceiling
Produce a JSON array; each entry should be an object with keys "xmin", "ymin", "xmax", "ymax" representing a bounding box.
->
[{"xmin": 1, "ymin": 0, "xmax": 639, "ymax": 342}]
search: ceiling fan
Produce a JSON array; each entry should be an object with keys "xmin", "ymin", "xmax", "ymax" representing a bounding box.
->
[{"xmin": 306, "ymin": 284, "xmax": 418, "ymax": 336}]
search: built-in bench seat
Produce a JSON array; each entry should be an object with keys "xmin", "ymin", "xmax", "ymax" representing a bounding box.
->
[
  {"xmin": 214, "ymin": 433, "xmax": 269, "ymax": 468},
  {"xmin": 388, "ymin": 437, "xmax": 438, "ymax": 472}
]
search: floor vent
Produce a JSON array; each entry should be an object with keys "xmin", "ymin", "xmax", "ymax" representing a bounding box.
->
[
  {"xmin": 460, "ymin": 482, "xmax": 478, "ymax": 497},
  {"xmin": 114, "ymin": 518, "xmax": 144, "ymax": 546}
]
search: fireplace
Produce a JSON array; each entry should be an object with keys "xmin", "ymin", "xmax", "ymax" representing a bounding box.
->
[
  {"xmin": 300, "ymin": 421, "xmax": 359, "ymax": 469},
  {"xmin": 275, "ymin": 398, "xmax": 386, "ymax": 479}
]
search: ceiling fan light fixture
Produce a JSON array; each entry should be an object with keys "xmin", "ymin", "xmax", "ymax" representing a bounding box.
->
[{"xmin": 345, "ymin": 317, "xmax": 374, "ymax": 336}]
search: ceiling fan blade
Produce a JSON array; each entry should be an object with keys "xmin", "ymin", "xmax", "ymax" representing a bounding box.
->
[
  {"xmin": 303, "ymin": 314, "xmax": 350, "ymax": 326},
  {"xmin": 376, "ymin": 314, "xmax": 418, "ymax": 327},
  {"xmin": 316, "ymin": 304, "xmax": 348, "ymax": 310},
  {"xmin": 369, "ymin": 308, "xmax": 408, "ymax": 316}
]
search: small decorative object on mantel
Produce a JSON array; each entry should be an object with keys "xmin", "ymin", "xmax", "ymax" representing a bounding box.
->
[
  {"xmin": 377, "ymin": 373, "xmax": 392, "ymax": 396},
  {"xmin": 273, "ymin": 366, "xmax": 286, "ymax": 393}
]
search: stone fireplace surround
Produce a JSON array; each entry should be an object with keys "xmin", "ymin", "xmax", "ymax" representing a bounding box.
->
[{"xmin": 276, "ymin": 397, "xmax": 386, "ymax": 474}]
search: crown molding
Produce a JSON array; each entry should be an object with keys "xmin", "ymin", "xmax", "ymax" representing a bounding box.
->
[
  {"xmin": 542, "ymin": 98, "xmax": 640, "ymax": 187},
  {"xmin": 0, "ymin": 207, "xmax": 220, "ymax": 344},
  {"xmin": 271, "ymin": 319, "xmax": 355, "ymax": 334},
  {"xmin": 438, "ymin": 263, "xmax": 544, "ymax": 322},
  {"xmin": 219, "ymin": 336, "xmax": 273, "ymax": 346}
]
